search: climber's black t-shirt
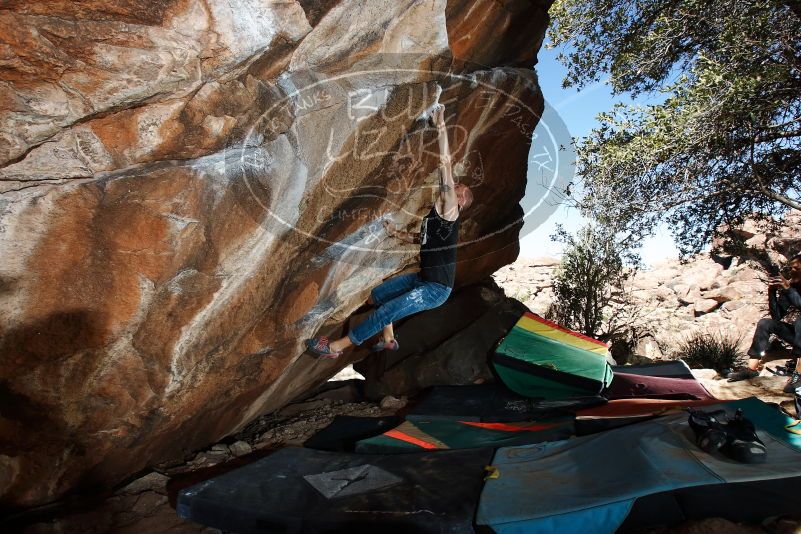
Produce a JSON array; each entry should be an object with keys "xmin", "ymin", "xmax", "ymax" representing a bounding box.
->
[{"xmin": 419, "ymin": 206, "xmax": 460, "ymax": 288}]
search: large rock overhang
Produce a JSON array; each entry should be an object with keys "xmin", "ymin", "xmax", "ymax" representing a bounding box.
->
[{"xmin": 0, "ymin": 0, "xmax": 553, "ymax": 508}]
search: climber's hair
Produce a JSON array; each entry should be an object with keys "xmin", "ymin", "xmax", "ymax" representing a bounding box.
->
[
  {"xmin": 463, "ymin": 186, "xmax": 473, "ymax": 209},
  {"xmin": 791, "ymin": 253, "xmax": 801, "ymax": 263},
  {"xmin": 456, "ymin": 183, "xmax": 473, "ymax": 210}
]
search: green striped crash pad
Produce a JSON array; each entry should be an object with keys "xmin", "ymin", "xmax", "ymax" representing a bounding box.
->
[
  {"xmin": 493, "ymin": 312, "xmax": 613, "ymax": 398},
  {"xmin": 355, "ymin": 418, "xmax": 574, "ymax": 454},
  {"xmin": 476, "ymin": 397, "xmax": 801, "ymax": 534}
]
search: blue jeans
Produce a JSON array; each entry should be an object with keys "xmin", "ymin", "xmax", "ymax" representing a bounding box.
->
[{"xmin": 348, "ymin": 273, "xmax": 451, "ymax": 345}]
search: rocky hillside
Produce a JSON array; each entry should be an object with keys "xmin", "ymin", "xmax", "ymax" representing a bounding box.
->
[
  {"xmin": 494, "ymin": 211, "xmax": 801, "ymax": 359},
  {"xmin": 0, "ymin": 0, "xmax": 553, "ymax": 509}
]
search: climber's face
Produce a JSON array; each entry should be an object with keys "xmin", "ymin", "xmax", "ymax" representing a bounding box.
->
[{"xmin": 790, "ymin": 258, "xmax": 801, "ymax": 283}]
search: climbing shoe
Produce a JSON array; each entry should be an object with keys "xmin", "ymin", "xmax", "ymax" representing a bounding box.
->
[
  {"xmin": 727, "ymin": 368, "xmax": 759, "ymax": 382},
  {"xmin": 783, "ymin": 371, "xmax": 801, "ymax": 394},
  {"xmin": 687, "ymin": 409, "xmax": 728, "ymax": 453},
  {"xmin": 371, "ymin": 338, "xmax": 399, "ymax": 352},
  {"xmin": 687, "ymin": 408, "xmax": 767, "ymax": 464},
  {"xmin": 719, "ymin": 409, "xmax": 767, "ymax": 464},
  {"xmin": 305, "ymin": 336, "xmax": 343, "ymax": 359}
]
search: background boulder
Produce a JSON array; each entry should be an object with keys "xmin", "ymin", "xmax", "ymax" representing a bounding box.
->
[{"xmin": 494, "ymin": 211, "xmax": 801, "ymax": 360}]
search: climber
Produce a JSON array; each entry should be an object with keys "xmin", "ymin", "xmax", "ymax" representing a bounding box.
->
[
  {"xmin": 305, "ymin": 104, "xmax": 473, "ymax": 358},
  {"xmin": 727, "ymin": 253, "xmax": 801, "ymax": 384}
]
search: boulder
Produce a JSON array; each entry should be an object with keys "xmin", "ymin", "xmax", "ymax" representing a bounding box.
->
[
  {"xmin": 229, "ymin": 441, "xmax": 253, "ymax": 457},
  {"xmin": 379, "ymin": 395, "xmax": 408, "ymax": 410},
  {"xmin": 633, "ymin": 335, "xmax": 664, "ymax": 360},
  {"xmin": 355, "ymin": 280, "xmax": 528, "ymax": 398},
  {"xmin": 772, "ymin": 236, "xmax": 801, "ymax": 259},
  {"xmin": 744, "ymin": 233, "xmax": 768, "ymax": 249},
  {"xmin": 0, "ymin": 0, "xmax": 553, "ymax": 508},
  {"xmin": 681, "ymin": 259, "xmax": 724, "ymax": 290},
  {"xmin": 494, "ymin": 208, "xmax": 798, "ymax": 367},
  {"xmin": 704, "ymin": 285, "xmax": 743, "ymax": 303},
  {"xmin": 719, "ymin": 300, "xmax": 746, "ymax": 313},
  {"xmin": 527, "ymin": 287, "xmax": 556, "ymax": 316},
  {"xmin": 652, "ymin": 285, "xmax": 677, "ymax": 302},
  {"xmin": 676, "ymin": 285, "xmax": 703, "ymax": 305}
]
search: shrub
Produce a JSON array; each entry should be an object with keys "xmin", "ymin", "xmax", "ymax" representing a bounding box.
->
[
  {"xmin": 674, "ymin": 332, "xmax": 745, "ymax": 372},
  {"xmin": 548, "ymin": 223, "xmax": 639, "ymax": 338}
]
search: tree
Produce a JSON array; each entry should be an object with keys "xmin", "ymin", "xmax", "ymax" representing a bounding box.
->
[
  {"xmin": 547, "ymin": 223, "xmax": 639, "ymax": 339},
  {"xmin": 549, "ymin": 0, "xmax": 801, "ymax": 255}
]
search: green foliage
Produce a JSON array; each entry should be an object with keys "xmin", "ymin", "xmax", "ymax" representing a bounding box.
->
[
  {"xmin": 547, "ymin": 223, "xmax": 639, "ymax": 338},
  {"xmin": 549, "ymin": 0, "xmax": 801, "ymax": 255},
  {"xmin": 674, "ymin": 332, "xmax": 745, "ymax": 372}
]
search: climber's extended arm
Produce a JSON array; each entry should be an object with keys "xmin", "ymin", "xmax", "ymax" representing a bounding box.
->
[{"xmin": 432, "ymin": 105, "xmax": 458, "ymax": 221}]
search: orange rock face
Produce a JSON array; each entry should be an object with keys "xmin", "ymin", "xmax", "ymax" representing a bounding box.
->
[{"xmin": 0, "ymin": 0, "xmax": 553, "ymax": 508}]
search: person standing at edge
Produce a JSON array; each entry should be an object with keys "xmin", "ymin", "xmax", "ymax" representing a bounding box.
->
[
  {"xmin": 728, "ymin": 253, "xmax": 801, "ymax": 384},
  {"xmin": 305, "ymin": 104, "xmax": 473, "ymax": 358}
]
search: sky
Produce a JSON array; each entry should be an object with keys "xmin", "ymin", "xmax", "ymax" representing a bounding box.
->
[{"xmin": 518, "ymin": 42, "xmax": 680, "ymax": 266}]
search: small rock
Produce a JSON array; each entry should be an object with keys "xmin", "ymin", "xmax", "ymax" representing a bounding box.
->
[
  {"xmin": 720, "ymin": 300, "xmax": 746, "ymax": 312},
  {"xmin": 211, "ymin": 444, "xmax": 230, "ymax": 453},
  {"xmin": 277, "ymin": 398, "xmax": 332, "ymax": 418},
  {"xmin": 627, "ymin": 354, "xmax": 656, "ymax": 365},
  {"xmin": 691, "ymin": 368, "xmax": 719, "ymax": 380},
  {"xmin": 229, "ymin": 441, "xmax": 252, "ymax": 457},
  {"xmin": 704, "ymin": 285, "xmax": 742, "ymax": 303},
  {"xmin": 192, "ymin": 450, "xmax": 229, "ymax": 466},
  {"xmin": 634, "ymin": 337, "xmax": 662, "ymax": 360},
  {"xmin": 693, "ymin": 298, "xmax": 720, "ymax": 314},
  {"xmin": 745, "ymin": 233, "xmax": 767, "ymax": 248},
  {"xmin": 117, "ymin": 472, "xmax": 169, "ymax": 495},
  {"xmin": 676, "ymin": 285, "xmax": 702, "ymax": 305},
  {"xmin": 380, "ymin": 395, "xmax": 408, "ymax": 410}
]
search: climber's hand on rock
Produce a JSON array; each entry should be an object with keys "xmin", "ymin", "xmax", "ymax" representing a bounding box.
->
[{"xmin": 432, "ymin": 104, "xmax": 446, "ymax": 128}]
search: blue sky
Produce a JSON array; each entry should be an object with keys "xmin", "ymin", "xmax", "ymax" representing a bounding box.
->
[{"xmin": 519, "ymin": 42, "xmax": 679, "ymax": 266}]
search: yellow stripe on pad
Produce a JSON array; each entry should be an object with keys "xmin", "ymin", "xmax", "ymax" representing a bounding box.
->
[{"xmin": 516, "ymin": 313, "xmax": 608, "ymax": 355}]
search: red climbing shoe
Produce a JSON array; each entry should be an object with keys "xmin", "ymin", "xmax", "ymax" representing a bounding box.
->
[
  {"xmin": 371, "ymin": 339, "xmax": 400, "ymax": 352},
  {"xmin": 305, "ymin": 336, "xmax": 343, "ymax": 359}
]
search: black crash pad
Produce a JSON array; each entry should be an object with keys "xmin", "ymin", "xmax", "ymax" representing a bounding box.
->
[
  {"xmin": 303, "ymin": 415, "xmax": 401, "ymax": 452},
  {"xmin": 176, "ymin": 446, "xmax": 494, "ymax": 534},
  {"xmin": 612, "ymin": 360, "xmax": 693, "ymax": 379},
  {"xmin": 407, "ymin": 384, "xmax": 605, "ymax": 422}
]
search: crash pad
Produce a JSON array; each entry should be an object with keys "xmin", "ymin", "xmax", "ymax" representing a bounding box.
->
[
  {"xmin": 611, "ymin": 360, "xmax": 693, "ymax": 378},
  {"xmin": 303, "ymin": 416, "xmax": 401, "ymax": 452},
  {"xmin": 355, "ymin": 418, "xmax": 573, "ymax": 454},
  {"xmin": 605, "ymin": 372, "xmax": 714, "ymax": 401},
  {"xmin": 477, "ymin": 398, "xmax": 801, "ymax": 534},
  {"xmin": 406, "ymin": 384, "xmax": 605, "ymax": 423},
  {"xmin": 493, "ymin": 313, "xmax": 613, "ymax": 399},
  {"xmin": 177, "ymin": 447, "xmax": 494, "ymax": 534}
]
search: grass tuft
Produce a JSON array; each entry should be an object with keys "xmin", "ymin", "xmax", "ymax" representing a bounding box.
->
[{"xmin": 673, "ymin": 332, "xmax": 745, "ymax": 372}]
